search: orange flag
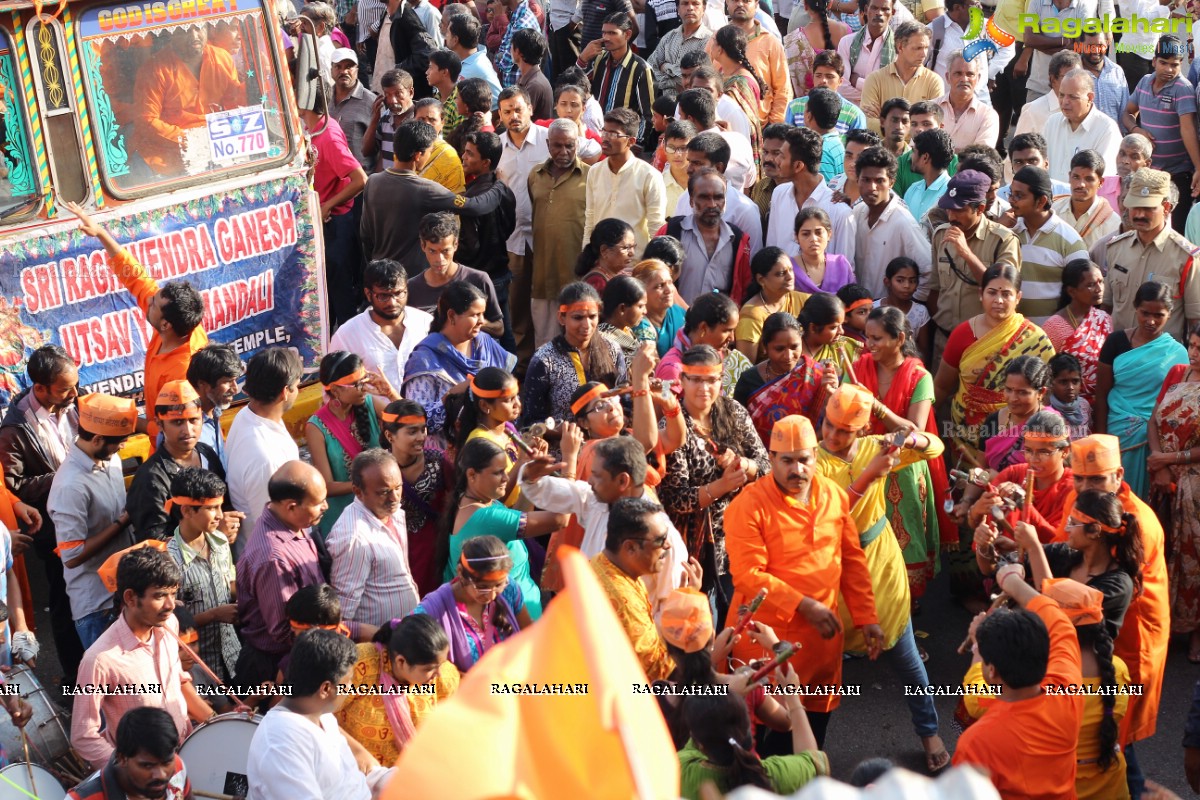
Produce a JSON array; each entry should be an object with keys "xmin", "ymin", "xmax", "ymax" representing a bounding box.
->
[{"xmin": 385, "ymin": 547, "xmax": 681, "ymax": 799}]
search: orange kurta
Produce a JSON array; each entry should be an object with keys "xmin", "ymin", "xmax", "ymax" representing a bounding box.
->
[
  {"xmin": 110, "ymin": 250, "xmax": 209, "ymax": 447},
  {"xmin": 1056, "ymin": 483, "xmax": 1168, "ymax": 744},
  {"xmin": 952, "ymin": 594, "xmax": 1085, "ymax": 799},
  {"xmin": 723, "ymin": 473, "xmax": 878, "ymax": 713},
  {"xmin": 0, "ymin": 475, "xmax": 34, "ymax": 633}
]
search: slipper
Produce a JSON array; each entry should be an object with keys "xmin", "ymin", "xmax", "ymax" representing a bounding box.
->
[{"xmin": 926, "ymin": 747, "xmax": 951, "ymax": 773}]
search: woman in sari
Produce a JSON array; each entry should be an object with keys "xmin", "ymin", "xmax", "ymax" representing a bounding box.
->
[
  {"xmin": 734, "ymin": 312, "xmax": 802, "ymax": 408},
  {"xmin": 657, "ymin": 292, "xmax": 751, "ymax": 397},
  {"xmin": 814, "ymin": 384, "xmax": 949, "ymax": 772},
  {"xmin": 976, "ymin": 356, "xmax": 1054, "ymax": 473},
  {"xmin": 853, "ymin": 307, "xmax": 953, "ymax": 601},
  {"xmin": 633, "ymin": 252, "xmax": 688, "ymax": 358},
  {"xmin": 403, "ymin": 281, "xmax": 517, "ymax": 448},
  {"xmin": 658, "ymin": 345, "xmax": 770, "ymax": 625},
  {"xmin": 306, "ymin": 352, "xmax": 397, "ymax": 539},
  {"xmin": 1148, "ymin": 324, "xmax": 1200, "ymax": 661},
  {"xmin": 575, "ymin": 218, "xmax": 638, "ymax": 295},
  {"xmin": 599, "ymin": 275, "xmax": 649, "ymax": 365},
  {"xmin": 522, "ymin": 282, "xmax": 628, "ymax": 427},
  {"xmin": 735, "ymin": 247, "xmax": 811, "ymax": 362},
  {"xmin": 711, "ymin": 25, "xmax": 764, "ymax": 170},
  {"xmin": 744, "ymin": 295, "xmax": 843, "ymax": 444},
  {"xmin": 438, "ymin": 438, "xmax": 567, "ymax": 620},
  {"xmin": 782, "ymin": 0, "xmax": 848, "ymax": 94},
  {"xmin": 336, "ymin": 615, "xmax": 459, "ymax": 764},
  {"xmin": 414, "ymin": 535, "xmax": 533, "ymax": 672},
  {"xmin": 381, "ymin": 399, "xmax": 448, "ymax": 598},
  {"xmin": 1094, "ymin": 281, "xmax": 1188, "ymax": 498},
  {"xmin": 1041, "ymin": 260, "xmax": 1112, "ymax": 402},
  {"xmin": 933, "ymin": 265, "xmax": 1056, "ymax": 469}
]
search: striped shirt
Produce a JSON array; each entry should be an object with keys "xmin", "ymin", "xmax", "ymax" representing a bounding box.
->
[
  {"xmin": 1129, "ymin": 74, "xmax": 1197, "ymax": 175},
  {"xmin": 235, "ymin": 508, "xmax": 324, "ymax": 657},
  {"xmin": 168, "ymin": 529, "xmax": 240, "ymax": 683},
  {"xmin": 327, "ymin": 497, "xmax": 420, "ymax": 633},
  {"xmin": 588, "ymin": 47, "xmax": 655, "ymax": 139},
  {"xmin": 496, "ymin": 0, "xmax": 540, "ymax": 87},
  {"xmin": 1092, "ymin": 58, "xmax": 1130, "ymax": 127},
  {"xmin": 785, "ymin": 94, "xmax": 867, "ymax": 135},
  {"xmin": 647, "ymin": 25, "xmax": 713, "ymax": 94},
  {"xmin": 356, "ymin": 0, "xmax": 387, "ymax": 43},
  {"xmin": 1014, "ymin": 212, "xmax": 1088, "ymax": 324}
]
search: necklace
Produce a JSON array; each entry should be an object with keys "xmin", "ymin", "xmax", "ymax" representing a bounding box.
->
[
  {"xmin": 462, "ymin": 491, "xmax": 493, "ymax": 506},
  {"xmin": 398, "ymin": 454, "xmax": 422, "ymax": 469}
]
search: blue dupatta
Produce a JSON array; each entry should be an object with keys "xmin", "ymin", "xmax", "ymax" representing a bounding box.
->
[
  {"xmin": 403, "ymin": 332, "xmax": 517, "ymax": 389},
  {"xmin": 1111, "ymin": 333, "xmax": 1188, "ymax": 497}
]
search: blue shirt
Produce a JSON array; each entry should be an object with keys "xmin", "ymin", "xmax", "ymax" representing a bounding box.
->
[
  {"xmin": 902, "ymin": 170, "xmax": 950, "ymax": 223},
  {"xmin": 459, "ymin": 48, "xmax": 502, "ymax": 109},
  {"xmin": 819, "ymin": 132, "xmax": 845, "ymax": 183},
  {"xmin": 201, "ymin": 407, "xmax": 226, "ymax": 466},
  {"xmin": 1093, "ymin": 58, "xmax": 1131, "ymax": 128},
  {"xmin": 784, "ymin": 95, "xmax": 867, "ymax": 135}
]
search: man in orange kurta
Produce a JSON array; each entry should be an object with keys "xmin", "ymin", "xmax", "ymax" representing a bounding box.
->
[
  {"xmin": 953, "ymin": 562, "xmax": 1085, "ymax": 798},
  {"xmin": 1056, "ymin": 435, "xmax": 1168, "ymax": 775},
  {"xmin": 724, "ymin": 415, "xmax": 882, "ymax": 747},
  {"xmin": 133, "ymin": 27, "xmax": 245, "ymax": 174},
  {"xmin": 64, "ymin": 204, "xmax": 209, "ymax": 448}
]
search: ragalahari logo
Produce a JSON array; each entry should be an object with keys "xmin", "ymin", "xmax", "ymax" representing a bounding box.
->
[{"xmin": 961, "ymin": 6, "xmax": 1016, "ymax": 62}]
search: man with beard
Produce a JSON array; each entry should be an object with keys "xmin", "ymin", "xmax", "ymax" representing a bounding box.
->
[
  {"xmin": 327, "ymin": 449, "xmax": 420, "ymax": 637},
  {"xmin": 724, "ymin": 414, "xmax": 882, "ymax": 748},
  {"xmin": 579, "ymin": 14, "xmax": 656, "ymax": 139},
  {"xmin": 766, "ymin": 126, "xmax": 853, "ymax": 260},
  {"xmin": 68, "ymin": 708, "xmax": 193, "ymax": 800},
  {"xmin": 528, "ymin": 121, "xmax": 589, "ymax": 348},
  {"xmin": 834, "ymin": 0, "xmax": 896, "ymax": 106},
  {"xmin": 591, "ymin": 497, "xmax": 685, "ymax": 681},
  {"xmin": 329, "ymin": 48, "xmax": 378, "ymax": 170},
  {"xmin": 235, "ymin": 462, "xmax": 331, "ymax": 686},
  {"xmin": 72, "ymin": 547, "xmax": 214, "ymax": 770},
  {"xmin": 362, "ymin": 68, "xmax": 415, "ymax": 171},
  {"xmin": 936, "ymin": 51, "xmax": 999, "ymax": 153},
  {"xmin": 860, "ymin": 22, "xmax": 943, "ymax": 134},
  {"xmin": 1077, "ymin": 30, "xmax": 1128, "ymax": 126},
  {"xmin": 330, "ymin": 259, "xmax": 434, "ymax": 394},
  {"xmin": 669, "ymin": 169, "xmax": 751, "ymax": 299},
  {"xmin": 647, "ymin": 0, "xmax": 711, "ymax": 94},
  {"xmin": 185, "ymin": 344, "xmax": 243, "ymax": 464},
  {"xmin": 926, "ymin": 169, "xmax": 1020, "ymax": 365}
]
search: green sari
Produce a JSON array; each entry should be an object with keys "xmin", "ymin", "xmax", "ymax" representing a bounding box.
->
[
  {"xmin": 446, "ymin": 503, "xmax": 542, "ymax": 620},
  {"xmin": 310, "ymin": 402, "xmax": 382, "ymax": 540}
]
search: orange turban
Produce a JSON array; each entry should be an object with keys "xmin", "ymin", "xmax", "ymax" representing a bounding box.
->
[
  {"xmin": 1041, "ymin": 578, "xmax": 1105, "ymax": 627},
  {"xmin": 769, "ymin": 415, "xmax": 817, "ymax": 452},
  {"xmin": 1070, "ymin": 435, "xmax": 1121, "ymax": 476},
  {"xmin": 657, "ymin": 588, "xmax": 713, "ymax": 654},
  {"xmin": 155, "ymin": 380, "xmax": 202, "ymax": 419},
  {"xmin": 825, "ymin": 384, "xmax": 874, "ymax": 429},
  {"xmin": 79, "ymin": 393, "xmax": 138, "ymax": 437},
  {"xmin": 98, "ymin": 539, "xmax": 169, "ymax": 593}
]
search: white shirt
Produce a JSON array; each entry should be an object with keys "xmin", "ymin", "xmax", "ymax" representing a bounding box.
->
[
  {"xmin": 584, "ymin": 156, "xmax": 667, "ymax": 253},
  {"xmin": 1120, "ymin": 0, "xmax": 1168, "ymax": 58},
  {"xmin": 766, "ymin": 180, "xmax": 855, "ymax": 262},
  {"xmin": 327, "ymin": 497, "xmax": 420, "ymax": 627},
  {"xmin": 851, "ymin": 192, "xmax": 932, "ymax": 299},
  {"xmin": 248, "ymin": 708, "xmax": 388, "ymax": 800},
  {"xmin": 1015, "ymin": 90, "xmax": 1059, "ymax": 138},
  {"xmin": 673, "ymin": 97, "xmax": 753, "ymax": 145},
  {"xmin": 497, "ymin": 124, "xmax": 550, "ymax": 254},
  {"xmin": 673, "ymin": 183, "xmax": 765, "ymax": 256},
  {"xmin": 698, "ymin": 126, "xmax": 757, "ymax": 193},
  {"xmin": 412, "ymin": 0, "xmax": 443, "ymax": 47},
  {"xmin": 224, "ymin": 408, "xmax": 300, "ymax": 545},
  {"xmin": 518, "ymin": 467, "xmax": 686, "ymax": 608},
  {"xmin": 329, "ymin": 306, "xmax": 433, "ymax": 392},
  {"xmin": 1044, "ymin": 106, "xmax": 1122, "ymax": 184}
]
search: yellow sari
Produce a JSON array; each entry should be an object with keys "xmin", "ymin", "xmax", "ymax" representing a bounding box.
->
[
  {"xmin": 817, "ymin": 433, "xmax": 945, "ymax": 652},
  {"xmin": 812, "ymin": 337, "xmax": 863, "ymax": 382},
  {"xmin": 950, "ymin": 314, "xmax": 1054, "ymax": 465}
]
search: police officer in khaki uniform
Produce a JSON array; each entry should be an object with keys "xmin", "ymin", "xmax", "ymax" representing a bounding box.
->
[
  {"xmin": 1104, "ymin": 167, "xmax": 1200, "ymax": 341},
  {"xmin": 926, "ymin": 170, "xmax": 1022, "ymax": 364}
]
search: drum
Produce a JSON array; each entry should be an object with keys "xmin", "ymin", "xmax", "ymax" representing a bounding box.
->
[
  {"xmin": 179, "ymin": 712, "xmax": 261, "ymax": 798},
  {"xmin": 0, "ymin": 762, "xmax": 66, "ymax": 798},
  {"xmin": 0, "ymin": 665, "xmax": 89, "ymax": 786}
]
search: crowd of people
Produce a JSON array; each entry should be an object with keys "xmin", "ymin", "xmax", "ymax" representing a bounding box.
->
[{"xmin": 8, "ymin": 0, "xmax": 1200, "ymax": 796}]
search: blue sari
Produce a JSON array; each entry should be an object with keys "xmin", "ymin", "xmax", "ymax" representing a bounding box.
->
[
  {"xmin": 1110, "ymin": 333, "xmax": 1188, "ymax": 498},
  {"xmin": 401, "ymin": 332, "xmax": 517, "ymax": 443}
]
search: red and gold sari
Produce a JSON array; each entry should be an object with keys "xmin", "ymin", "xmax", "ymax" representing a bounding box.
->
[{"xmin": 746, "ymin": 355, "xmax": 828, "ymax": 447}]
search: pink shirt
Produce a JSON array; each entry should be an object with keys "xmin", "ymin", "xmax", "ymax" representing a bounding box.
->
[
  {"xmin": 937, "ymin": 94, "xmax": 1000, "ymax": 152},
  {"xmin": 70, "ymin": 613, "xmax": 193, "ymax": 769},
  {"xmin": 835, "ymin": 30, "xmax": 887, "ymax": 104},
  {"xmin": 310, "ymin": 116, "xmax": 362, "ymax": 216}
]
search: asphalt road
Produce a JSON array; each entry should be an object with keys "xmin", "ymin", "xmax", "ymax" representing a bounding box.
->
[{"xmin": 17, "ymin": 547, "xmax": 1198, "ymax": 795}]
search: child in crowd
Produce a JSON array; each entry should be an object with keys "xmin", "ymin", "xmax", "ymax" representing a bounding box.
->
[
  {"xmin": 445, "ymin": 366, "xmax": 524, "ymax": 507},
  {"xmin": 649, "ymin": 92, "xmax": 677, "ymax": 170},
  {"xmin": 875, "ymin": 257, "xmax": 930, "ymax": 358},
  {"xmin": 835, "ymin": 284, "xmax": 873, "ymax": 346},
  {"xmin": 1048, "ymin": 353, "xmax": 1092, "ymax": 440}
]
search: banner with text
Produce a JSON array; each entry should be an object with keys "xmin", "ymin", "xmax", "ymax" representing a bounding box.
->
[{"xmin": 0, "ymin": 174, "xmax": 325, "ymax": 404}]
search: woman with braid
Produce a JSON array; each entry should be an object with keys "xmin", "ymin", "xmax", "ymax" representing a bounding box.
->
[
  {"xmin": 782, "ymin": 0, "xmax": 849, "ymax": 95},
  {"xmin": 710, "ymin": 26, "xmax": 765, "ymax": 177}
]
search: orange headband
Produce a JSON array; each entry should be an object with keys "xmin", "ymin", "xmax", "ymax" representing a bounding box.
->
[
  {"xmin": 289, "ymin": 620, "xmax": 352, "ymax": 637},
  {"xmin": 560, "ymin": 301, "xmax": 599, "ymax": 314},
  {"xmin": 460, "ymin": 552, "xmax": 507, "ymax": 582},
  {"xmin": 324, "ymin": 367, "xmax": 366, "ymax": 391},
  {"xmin": 571, "ymin": 383, "xmax": 610, "ymax": 416},
  {"xmin": 1023, "ymin": 431, "xmax": 1068, "ymax": 446},
  {"xmin": 178, "ymin": 627, "xmax": 199, "ymax": 645},
  {"xmin": 846, "ymin": 298, "xmax": 874, "ymax": 313},
  {"xmin": 469, "ymin": 373, "xmax": 518, "ymax": 399},
  {"xmin": 680, "ymin": 363, "xmax": 722, "ymax": 378},
  {"xmin": 1070, "ymin": 509, "xmax": 1125, "ymax": 536},
  {"xmin": 382, "ymin": 411, "xmax": 427, "ymax": 425},
  {"xmin": 163, "ymin": 496, "xmax": 225, "ymax": 513}
]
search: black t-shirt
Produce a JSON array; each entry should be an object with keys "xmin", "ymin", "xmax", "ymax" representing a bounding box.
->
[
  {"xmin": 1043, "ymin": 542, "xmax": 1134, "ymax": 638},
  {"xmin": 1097, "ymin": 329, "xmax": 1133, "ymax": 366},
  {"xmin": 407, "ymin": 264, "xmax": 503, "ymax": 322}
]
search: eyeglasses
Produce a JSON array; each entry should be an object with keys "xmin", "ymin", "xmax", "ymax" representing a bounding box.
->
[
  {"xmin": 664, "ymin": 144, "xmax": 687, "ymax": 155},
  {"xmin": 469, "ymin": 576, "xmax": 509, "ymax": 594},
  {"xmin": 586, "ymin": 397, "xmax": 619, "ymax": 414},
  {"xmin": 636, "ymin": 534, "xmax": 669, "ymax": 549},
  {"xmin": 371, "ymin": 288, "xmax": 407, "ymax": 301},
  {"xmin": 1021, "ymin": 447, "xmax": 1059, "ymax": 460},
  {"xmin": 601, "ymin": 130, "xmax": 631, "ymax": 139}
]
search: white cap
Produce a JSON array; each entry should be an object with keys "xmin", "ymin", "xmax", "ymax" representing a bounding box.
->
[{"xmin": 331, "ymin": 47, "xmax": 358, "ymax": 65}]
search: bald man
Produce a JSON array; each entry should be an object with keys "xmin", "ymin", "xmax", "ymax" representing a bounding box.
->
[{"xmin": 234, "ymin": 462, "xmax": 330, "ymax": 685}]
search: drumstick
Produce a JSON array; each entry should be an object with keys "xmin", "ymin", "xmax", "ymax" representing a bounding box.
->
[
  {"xmin": 731, "ymin": 589, "xmax": 768, "ymax": 638},
  {"xmin": 162, "ymin": 625, "xmax": 246, "ymax": 707},
  {"xmin": 20, "ymin": 731, "xmax": 33, "ymax": 793},
  {"xmin": 956, "ymin": 592, "xmax": 1011, "ymax": 654},
  {"xmin": 1019, "ymin": 469, "xmax": 1036, "ymax": 563},
  {"xmin": 840, "ymin": 350, "xmax": 858, "ymax": 385}
]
